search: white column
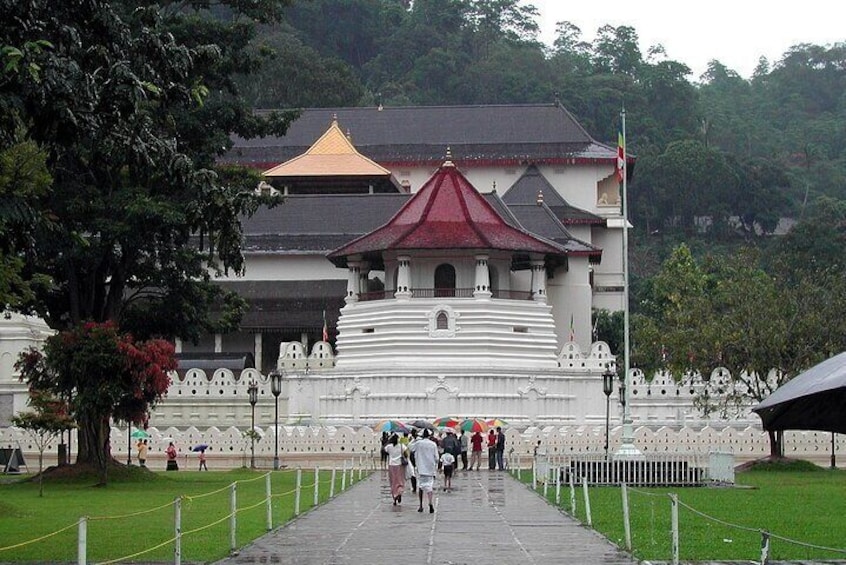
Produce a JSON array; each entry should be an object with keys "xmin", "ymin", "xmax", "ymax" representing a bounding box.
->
[
  {"xmin": 358, "ymin": 261, "xmax": 370, "ymax": 297},
  {"xmin": 214, "ymin": 333, "xmax": 222, "ymax": 353},
  {"xmin": 473, "ymin": 254, "xmax": 492, "ymax": 298},
  {"xmin": 394, "ymin": 255, "xmax": 412, "ymax": 300},
  {"xmin": 174, "ymin": 338, "xmax": 183, "ymax": 354},
  {"xmin": 530, "ymin": 259, "xmax": 547, "ymax": 302},
  {"xmin": 254, "ymin": 333, "xmax": 262, "ymax": 372},
  {"xmin": 345, "ymin": 260, "xmax": 361, "ymax": 303}
]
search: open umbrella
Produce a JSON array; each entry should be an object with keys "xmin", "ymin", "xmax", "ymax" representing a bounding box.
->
[
  {"xmin": 407, "ymin": 419, "xmax": 437, "ymax": 431},
  {"xmin": 432, "ymin": 416, "xmax": 460, "ymax": 428},
  {"xmin": 130, "ymin": 429, "xmax": 150, "ymax": 439},
  {"xmin": 486, "ymin": 418, "xmax": 509, "ymax": 428},
  {"xmin": 191, "ymin": 444, "xmax": 209, "ymax": 452},
  {"xmin": 460, "ymin": 418, "xmax": 488, "ymax": 433},
  {"xmin": 373, "ymin": 419, "xmax": 410, "ymax": 434},
  {"xmin": 753, "ymin": 352, "xmax": 846, "ymax": 434}
]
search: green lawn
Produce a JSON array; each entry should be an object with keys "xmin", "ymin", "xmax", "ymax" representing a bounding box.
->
[
  {"xmin": 519, "ymin": 463, "xmax": 846, "ymax": 562},
  {"xmin": 0, "ymin": 465, "xmax": 367, "ymax": 563}
]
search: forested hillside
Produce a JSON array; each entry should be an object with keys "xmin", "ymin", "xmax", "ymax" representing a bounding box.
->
[{"xmin": 236, "ymin": 0, "xmax": 845, "ymax": 251}]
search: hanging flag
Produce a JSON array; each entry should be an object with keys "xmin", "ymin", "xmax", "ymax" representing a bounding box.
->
[
  {"xmin": 569, "ymin": 313, "xmax": 575, "ymax": 342},
  {"xmin": 616, "ymin": 130, "xmax": 626, "ymax": 182},
  {"xmin": 322, "ymin": 310, "xmax": 329, "ymax": 342}
]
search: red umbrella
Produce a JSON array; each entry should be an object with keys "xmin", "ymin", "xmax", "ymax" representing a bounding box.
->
[
  {"xmin": 486, "ymin": 418, "xmax": 509, "ymax": 428},
  {"xmin": 460, "ymin": 418, "xmax": 489, "ymax": 433},
  {"xmin": 432, "ymin": 416, "xmax": 460, "ymax": 428}
]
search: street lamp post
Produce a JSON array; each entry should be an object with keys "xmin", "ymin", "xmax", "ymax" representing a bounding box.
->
[
  {"xmin": 270, "ymin": 371, "xmax": 283, "ymax": 470},
  {"xmin": 602, "ymin": 362, "xmax": 616, "ymax": 461},
  {"xmin": 248, "ymin": 380, "xmax": 258, "ymax": 469}
]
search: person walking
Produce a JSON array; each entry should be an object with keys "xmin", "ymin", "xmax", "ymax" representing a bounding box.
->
[
  {"xmin": 379, "ymin": 431, "xmax": 389, "ymax": 470},
  {"xmin": 469, "ymin": 430, "xmax": 483, "ymax": 470},
  {"xmin": 384, "ymin": 434, "xmax": 406, "ymax": 505},
  {"xmin": 137, "ymin": 439, "xmax": 148, "ymax": 468},
  {"xmin": 459, "ymin": 430, "xmax": 469, "ymax": 471},
  {"xmin": 440, "ymin": 450, "xmax": 455, "ymax": 491},
  {"xmin": 166, "ymin": 441, "xmax": 179, "ymax": 471},
  {"xmin": 407, "ymin": 429, "xmax": 419, "ymax": 493},
  {"xmin": 495, "ymin": 426, "xmax": 506, "ymax": 470},
  {"xmin": 414, "ymin": 429, "xmax": 439, "ymax": 513},
  {"xmin": 441, "ymin": 428, "xmax": 460, "ymax": 473},
  {"xmin": 198, "ymin": 448, "xmax": 208, "ymax": 471},
  {"xmin": 487, "ymin": 429, "xmax": 497, "ymax": 470}
]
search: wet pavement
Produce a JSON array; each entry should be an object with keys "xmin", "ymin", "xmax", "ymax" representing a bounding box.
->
[{"xmin": 212, "ymin": 468, "xmax": 638, "ymax": 565}]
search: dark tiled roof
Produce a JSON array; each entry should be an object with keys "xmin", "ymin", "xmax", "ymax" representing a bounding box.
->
[
  {"xmin": 216, "ymin": 280, "xmax": 346, "ymax": 329},
  {"xmin": 506, "ymin": 203, "xmax": 601, "ymax": 261},
  {"xmin": 328, "ymin": 162, "xmax": 571, "ymax": 265},
  {"xmin": 223, "ymin": 104, "xmax": 617, "ymax": 168},
  {"xmin": 502, "ymin": 164, "xmax": 604, "ymax": 225},
  {"xmin": 242, "ymin": 193, "xmax": 409, "ymax": 252}
]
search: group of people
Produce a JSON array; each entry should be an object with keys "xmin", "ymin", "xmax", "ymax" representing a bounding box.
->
[
  {"xmin": 379, "ymin": 425, "xmax": 508, "ymax": 512},
  {"xmin": 135, "ymin": 440, "xmax": 207, "ymax": 471}
]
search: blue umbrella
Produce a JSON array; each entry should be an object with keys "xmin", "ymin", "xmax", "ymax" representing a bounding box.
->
[{"xmin": 191, "ymin": 444, "xmax": 209, "ymax": 452}]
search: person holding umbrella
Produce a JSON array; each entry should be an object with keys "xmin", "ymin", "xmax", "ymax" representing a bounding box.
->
[{"xmin": 136, "ymin": 439, "xmax": 148, "ymax": 467}]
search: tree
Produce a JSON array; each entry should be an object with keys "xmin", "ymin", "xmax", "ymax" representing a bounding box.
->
[
  {"xmin": 11, "ymin": 389, "xmax": 74, "ymax": 496},
  {"xmin": 16, "ymin": 322, "xmax": 175, "ymax": 485},
  {"xmin": 634, "ymin": 244, "xmax": 846, "ymax": 457},
  {"xmin": 1, "ymin": 0, "xmax": 290, "ymax": 474}
]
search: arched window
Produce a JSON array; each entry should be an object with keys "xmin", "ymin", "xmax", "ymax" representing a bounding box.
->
[
  {"xmin": 436, "ymin": 311, "xmax": 449, "ymax": 330},
  {"xmin": 434, "ymin": 263, "xmax": 456, "ymax": 297}
]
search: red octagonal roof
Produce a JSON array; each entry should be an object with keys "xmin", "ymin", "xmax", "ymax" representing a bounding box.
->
[{"xmin": 328, "ymin": 161, "xmax": 569, "ymax": 263}]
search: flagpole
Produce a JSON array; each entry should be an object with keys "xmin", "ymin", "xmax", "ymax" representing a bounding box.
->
[{"xmin": 617, "ymin": 106, "xmax": 642, "ymax": 459}]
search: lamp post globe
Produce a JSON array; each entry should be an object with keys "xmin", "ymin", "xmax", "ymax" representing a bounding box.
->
[
  {"xmin": 270, "ymin": 371, "xmax": 283, "ymax": 470},
  {"xmin": 248, "ymin": 381, "xmax": 259, "ymax": 469}
]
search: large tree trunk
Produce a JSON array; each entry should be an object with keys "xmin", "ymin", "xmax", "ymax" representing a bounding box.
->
[
  {"xmin": 767, "ymin": 429, "xmax": 784, "ymax": 458},
  {"xmin": 76, "ymin": 413, "xmax": 112, "ymax": 485}
]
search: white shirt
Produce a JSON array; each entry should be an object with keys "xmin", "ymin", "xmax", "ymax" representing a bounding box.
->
[
  {"xmin": 440, "ymin": 452, "xmax": 456, "ymax": 467},
  {"xmin": 384, "ymin": 443, "xmax": 404, "ymax": 466},
  {"xmin": 412, "ymin": 438, "xmax": 439, "ymax": 476}
]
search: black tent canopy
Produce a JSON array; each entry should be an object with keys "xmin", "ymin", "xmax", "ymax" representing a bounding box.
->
[{"xmin": 753, "ymin": 352, "xmax": 846, "ymax": 434}]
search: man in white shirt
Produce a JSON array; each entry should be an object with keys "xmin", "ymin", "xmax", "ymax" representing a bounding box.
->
[{"xmin": 411, "ymin": 429, "xmax": 439, "ymax": 513}]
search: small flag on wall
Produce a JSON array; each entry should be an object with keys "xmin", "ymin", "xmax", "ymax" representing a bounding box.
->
[
  {"xmin": 569, "ymin": 313, "xmax": 575, "ymax": 342},
  {"xmin": 322, "ymin": 310, "xmax": 329, "ymax": 342}
]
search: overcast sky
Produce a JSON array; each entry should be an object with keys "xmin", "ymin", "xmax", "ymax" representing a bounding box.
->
[{"xmin": 531, "ymin": 0, "xmax": 845, "ymax": 79}]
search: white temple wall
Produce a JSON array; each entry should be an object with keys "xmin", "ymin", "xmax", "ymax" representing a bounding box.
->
[
  {"xmin": 536, "ymin": 163, "xmax": 617, "ymax": 211},
  {"xmin": 216, "ymin": 254, "xmax": 343, "ymax": 282},
  {"xmin": 547, "ymin": 258, "xmax": 593, "ymax": 350},
  {"xmin": 334, "ymin": 299, "xmax": 560, "ymax": 369},
  {"xmin": 0, "ymin": 314, "xmax": 54, "ymax": 426}
]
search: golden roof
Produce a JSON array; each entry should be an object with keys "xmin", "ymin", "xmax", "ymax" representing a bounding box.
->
[{"xmin": 263, "ymin": 119, "xmax": 391, "ymax": 178}]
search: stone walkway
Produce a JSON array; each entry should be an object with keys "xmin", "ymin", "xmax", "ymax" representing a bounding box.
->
[{"xmin": 212, "ymin": 468, "xmax": 637, "ymax": 565}]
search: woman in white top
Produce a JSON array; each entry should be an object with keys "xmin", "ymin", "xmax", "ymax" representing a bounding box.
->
[{"xmin": 384, "ymin": 434, "xmax": 406, "ymax": 505}]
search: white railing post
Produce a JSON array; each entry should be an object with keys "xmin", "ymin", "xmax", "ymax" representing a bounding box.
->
[
  {"xmin": 532, "ymin": 459, "xmax": 537, "ymax": 490},
  {"xmin": 555, "ymin": 467, "xmax": 561, "ymax": 505},
  {"xmin": 543, "ymin": 470, "xmax": 549, "ymax": 498},
  {"xmin": 295, "ymin": 468, "xmax": 302, "ymax": 516},
  {"xmin": 582, "ymin": 476, "xmax": 592, "ymax": 526},
  {"xmin": 174, "ymin": 496, "xmax": 182, "ymax": 565},
  {"xmin": 670, "ymin": 493, "xmax": 679, "ymax": 565},
  {"xmin": 569, "ymin": 472, "xmax": 576, "ymax": 515},
  {"xmin": 621, "ymin": 483, "xmax": 632, "ymax": 551},
  {"xmin": 314, "ymin": 467, "xmax": 320, "ymax": 507},
  {"xmin": 341, "ymin": 461, "xmax": 347, "ymax": 491},
  {"xmin": 265, "ymin": 473, "xmax": 273, "ymax": 531},
  {"xmin": 229, "ymin": 483, "xmax": 237, "ymax": 555},
  {"xmin": 77, "ymin": 516, "xmax": 87, "ymax": 565},
  {"xmin": 330, "ymin": 467, "xmax": 336, "ymax": 498},
  {"xmin": 760, "ymin": 530, "xmax": 770, "ymax": 565}
]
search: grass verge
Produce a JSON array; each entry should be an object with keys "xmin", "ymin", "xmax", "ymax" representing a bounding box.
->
[
  {"xmin": 518, "ymin": 462, "xmax": 846, "ymax": 562},
  {"xmin": 0, "ymin": 465, "xmax": 367, "ymax": 563}
]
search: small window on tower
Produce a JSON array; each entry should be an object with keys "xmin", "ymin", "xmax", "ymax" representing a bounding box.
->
[{"xmin": 436, "ymin": 311, "xmax": 448, "ymax": 330}]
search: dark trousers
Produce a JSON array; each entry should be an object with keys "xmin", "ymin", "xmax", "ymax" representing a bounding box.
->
[
  {"xmin": 488, "ymin": 448, "xmax": 496, "ymax": 469},
  {"xmin": 461, "ymin": 451, "xmax": 468, "ymax": 470}
]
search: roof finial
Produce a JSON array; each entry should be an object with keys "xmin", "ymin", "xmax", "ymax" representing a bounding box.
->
[
  {"xmin": 537, "ymin": 189, "xmax": 544, "ymax": 206},
  {"xmin": 443, "ymin": 146, "xmax": 454, "ymax": 167},
  {"xmin": 492, "ymin": 180, "xmax": 497, "ymax": 194},
  {"xmin": 376, "ymin": 92, "xmax": 383, "ymax": 111},
  {"xmin": 346, "ymin": 128, "xmax": 352, "ymax": 142},
  {"xmin": 332, "ymin": 112, "xmax": 338, "ymax": 125}
]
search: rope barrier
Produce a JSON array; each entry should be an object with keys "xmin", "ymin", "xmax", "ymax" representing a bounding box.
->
[
  {"xmin": 2, "ymin": 466, "xmax": 359, "ymax": 560},
  {"xmin": 88, "ymin": 500, "xmax": 174, "ymax": 520},
  {"xmin": 0, "ymin": 520, "xmax": 78, "ymax": 552}
]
